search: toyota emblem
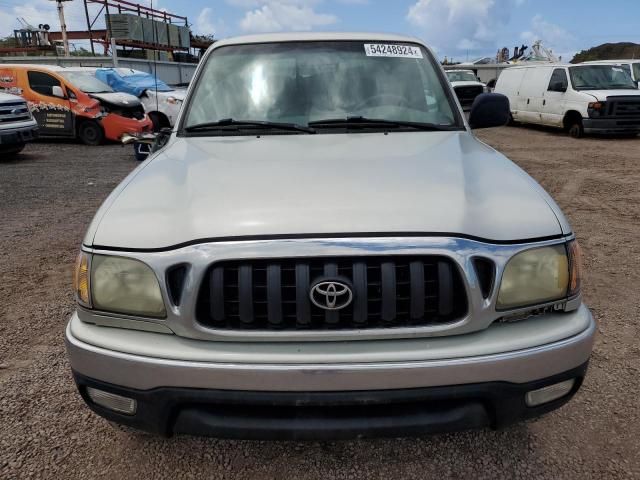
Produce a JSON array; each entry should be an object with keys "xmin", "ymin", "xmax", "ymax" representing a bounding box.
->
[{"xmin": 310, "ymin": 280, "xmax": 353, "ymax": 311}]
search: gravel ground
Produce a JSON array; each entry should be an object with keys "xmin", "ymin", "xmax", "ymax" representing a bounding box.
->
[{"xmin": 1, "ymin": 128, "xmax": 639, "ymax": 479}]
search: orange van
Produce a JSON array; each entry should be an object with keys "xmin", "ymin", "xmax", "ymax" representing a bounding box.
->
[{"xmin": 0, "ymin": 65, "xmax": 152, "ymax": 145}]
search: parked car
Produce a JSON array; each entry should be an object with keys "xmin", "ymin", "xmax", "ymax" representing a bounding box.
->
[
  {"xmin": 495, "ymin": 63, "xmax": 640, "ymax": 137},
  {"xmin": 0, "ymin": 65, "xmax": 152, "ymax": 145},
  {"xmin": 95, "ymin": 68, "xmax": 186, "ymax": 130},
  {"xmin": 66, "ymin": 33, "xmax": 594, "ymax": 440},
  {"xmin": 0, "ymin": 91, "xmax": 38, "ymax": 157},
  {"xmin": 446, "ymin": 69, "xmax": 487, "ymax": 109},
  {"xmin": 581, "ymin": 60, "xmax": 640, "ymax": 87}
]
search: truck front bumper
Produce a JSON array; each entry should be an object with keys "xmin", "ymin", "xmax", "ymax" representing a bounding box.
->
[
  {"xmin": 0, "ymin": 121, "xmax": 38, "ymax": 145},
  {"xmin": 583, "ymin": 117, "xmax": 640, "ymax": 134},
  {"xmin": 66, "ymin": 306, "xmax": 596, "ymax": 439}
]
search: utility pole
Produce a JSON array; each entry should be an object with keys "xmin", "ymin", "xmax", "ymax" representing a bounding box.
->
[{"xmin": 51, "ymin": 0, "xmax": 72, "ymax": 56}]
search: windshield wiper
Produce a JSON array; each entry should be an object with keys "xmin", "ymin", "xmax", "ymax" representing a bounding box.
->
[
  {"xmin": 308, "ymin": 116, "xmax": 458, "ymax": 131},
  {"xmin": 184, "ymin": 118, "xmax": 316, "ymax": 134}
]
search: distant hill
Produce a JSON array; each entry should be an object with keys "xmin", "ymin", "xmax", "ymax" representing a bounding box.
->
[{"xmin": 571, "ymin": 42, "xmax": 640, "ymax": 63}]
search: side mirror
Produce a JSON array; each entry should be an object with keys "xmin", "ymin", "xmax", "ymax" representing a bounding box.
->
[
  {"xmin": 51, "ymin": 85, "xmax": 65, "ymax": 98},
  {"xmin": 468, "ymin": 93, "xmax": 510, "ymax": 129},
  {"xmin": 550, "ymin": 82, "xmax": 567, "ymax": 93}
]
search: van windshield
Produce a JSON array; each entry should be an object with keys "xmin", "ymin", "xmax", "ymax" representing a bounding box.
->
[
  {"xmin": 446, "ymin": 71, "xmax": 478, "ymax": 82},
  {"xmin": 569, "ymin": 65, "xmax": 636, "ymax": 90},
  {"xmin": 59, "ymin": 72, "xmax": 113, "ymax": 93},
  {"xmin": 182, "ymin": 41, "xmax": 461, "ymax": 134}
]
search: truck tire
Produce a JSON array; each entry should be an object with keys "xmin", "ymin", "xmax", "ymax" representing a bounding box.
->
[
  {"xmin": 78, "ymin": 120, "xmax": 105, "ymax": 146},
  {"xmin": 0, "ymin": 143, "xmax": 25, "ymax": 157},
  {"xmin": 568, "ymin": 119, "xmax": 584, "ymax": 139}
]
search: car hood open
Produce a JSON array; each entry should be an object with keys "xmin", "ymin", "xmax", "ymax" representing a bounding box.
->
[
  {"xmin": 89, "ymin": 92, "xmax": 143, "ymax": 108},
  {"xmin": 86, "ymin": 131, "xmax": 568, "ymax": 250}
]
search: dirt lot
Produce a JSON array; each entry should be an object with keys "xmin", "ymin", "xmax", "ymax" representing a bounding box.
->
[{"xmin": 1, "ymin": 127, "xmax": 639, "ymax": 479}]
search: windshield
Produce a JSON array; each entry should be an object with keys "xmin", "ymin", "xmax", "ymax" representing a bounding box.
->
[
  {"xmin": 182, "ymin": 41, "xmax": 460, "ymax": 134},
  {"xmin": 59, "ymin": 72, "xmax": 113, "ymax": 93},
  {"xmin": 569, "ymin": 65, "xmax": 636, "ymax": 91},
  {"xmin": 446, "ymin": 71, "xmax": 478, "ymax": 82}
]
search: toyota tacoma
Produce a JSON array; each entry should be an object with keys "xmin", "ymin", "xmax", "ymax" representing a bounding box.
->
[{"xmin": 66, "ymin": 33, "xmax": 595, "ymax": 440}]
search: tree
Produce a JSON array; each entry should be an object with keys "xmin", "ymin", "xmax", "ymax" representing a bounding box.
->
[
  {"xmin": 0, "ymin": 35, "xmax": 17, "ymax": 48},
  {"xmin": 70, "ymin": 47, "xmax": 96, "ymax": 57}
]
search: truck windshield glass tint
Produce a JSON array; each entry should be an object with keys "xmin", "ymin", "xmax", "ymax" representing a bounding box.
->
[
  {"xmin": 183, "ymin": 41, "xmax": 459, "ymax": 133},
  {"xmin": 569, "ymin": 65, "xmax": 636, "ymax": 90},
  {"xmin": 447, "ymin": 71, "xmax": 477, "ymax": 82}
]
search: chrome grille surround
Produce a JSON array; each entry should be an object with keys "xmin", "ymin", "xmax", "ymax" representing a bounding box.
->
[{"xmin": 78, "ymin": 236, "xmax": 580, "ymax": 342}]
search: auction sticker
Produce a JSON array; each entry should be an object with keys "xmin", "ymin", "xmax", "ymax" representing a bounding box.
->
[{"xmin": 364, "ymin": 44, "xmax": 423, "ymax": 58}]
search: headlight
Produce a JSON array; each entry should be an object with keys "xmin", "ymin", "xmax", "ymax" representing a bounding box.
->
[
  {"xmin": 497, "ymin": 244, "xmax": 572, "ymax": 310},
  {"xmin": 76, "ymin": 254, "xmax": 166, "ymax": 318},
  {"xmin": 166, "ymin": 96, "xmax": 182, "ymax": 105}
]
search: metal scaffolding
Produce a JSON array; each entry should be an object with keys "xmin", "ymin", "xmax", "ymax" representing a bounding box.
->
[{"xmin": 83, "ymin": 0, "xmax": 189, "ymax": 55}]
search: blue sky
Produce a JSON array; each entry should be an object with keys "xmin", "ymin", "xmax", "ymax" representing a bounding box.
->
[{"xmin": 1, "ymin": 0, "xmax": 639, "ymax": 61}]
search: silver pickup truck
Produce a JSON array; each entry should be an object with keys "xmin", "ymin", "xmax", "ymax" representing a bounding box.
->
[
  {"xmin": 0, "ymin": 92, "xmax": 38, "ymax": 157},
  {"xmin": 66, "ymin": 32, "xmax": 594, "ymax": 440}
]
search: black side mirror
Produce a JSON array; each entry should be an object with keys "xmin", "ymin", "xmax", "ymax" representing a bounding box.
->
[{"xmin": 468, "ymin": 93, "xmax": 510, "ymax": 129}]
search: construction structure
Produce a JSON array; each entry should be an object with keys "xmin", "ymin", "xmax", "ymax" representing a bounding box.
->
[{"xmin": 0, "ymin": 0, "xmax": 214, "ymax": 61}]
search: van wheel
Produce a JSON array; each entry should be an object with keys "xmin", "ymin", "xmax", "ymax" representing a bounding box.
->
[
  {"xmin": 568, "ymin": 119, "xmax": 584, "ymax": 139},
  {"xmin": 78, "ymin": 120, "xmax": 105, "ymax": 146}
]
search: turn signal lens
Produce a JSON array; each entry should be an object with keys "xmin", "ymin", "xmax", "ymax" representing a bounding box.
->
[
  {"xmin": 567, "ymin": 240, "xmax": 583, "ymax": 297},
  {"xmin": 73, "ymin": 251, "xmax": 91, "ymax": 307}
]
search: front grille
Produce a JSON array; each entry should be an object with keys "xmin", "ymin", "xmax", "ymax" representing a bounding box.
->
[
  {"xmin": 606, "ymin": 96, "xmax": 640, "ymax": 117},
  {"xmin": 196, "ymin": 256, "xmax": 468, "ymax": 331},
  {"xmin": 454, "ymin": 86, "xmax": 483, "ymax": 106},
  {"xmin": 0, "ymin": 101, "xmax": 31, "ymax": 123}
]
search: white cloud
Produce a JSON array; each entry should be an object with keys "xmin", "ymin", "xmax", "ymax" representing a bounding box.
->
[
  {"xmin": 228, "ymin": 0, "xmax": 338, "ymax": 33},
  {"xmin": 407, "ymin": 0, "xmax": 522, "ymax": 55},
  {"xmin": 195, "ymin": 7, "xmax": 226, "ymax": 36},
  {"xmin": 521, "ymin": 14, "xmax": 576, "ymax": 61},
  {"xmin": 0, "ymin": 0, "xmax": 89, "ymax": 37}
]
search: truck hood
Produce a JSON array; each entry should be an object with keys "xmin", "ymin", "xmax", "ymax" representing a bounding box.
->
[
  {"xmin": 87, "ymin": 131, "xmax": 567, "ymax": 250},
  {"xmin": 0, "ymin": 92, "xmax": 25, "ymax": 103},
  {"xmin": 451, "ymin": 81, "xmax": 485, "ymax": 88},
  {"xmin": 89, "ymin": 92, "xmax": 143, "ymax": 108},
  {"xmin": 582, "ymin": 89, "xmax": 640, "ymax": 101}
]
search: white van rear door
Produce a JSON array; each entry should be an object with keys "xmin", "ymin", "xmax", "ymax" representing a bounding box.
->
[{"xmin": 518, "ymin": 67, "xmax": 553, "ymax": 124}]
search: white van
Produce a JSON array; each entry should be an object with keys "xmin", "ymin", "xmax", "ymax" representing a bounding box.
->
[
  {"xmin": 581, "ymin": 60, "xmax": 640, "ymax": 87},
  {"xmin": 495, "ymin": 63, "xmax": 640, "ymax": 137}
]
